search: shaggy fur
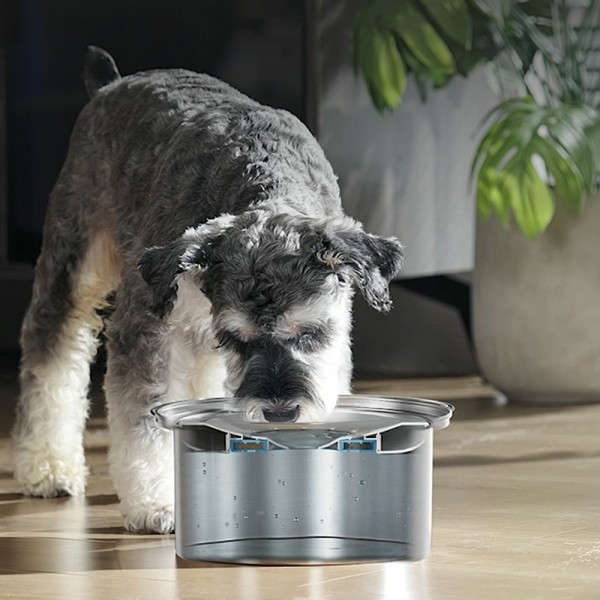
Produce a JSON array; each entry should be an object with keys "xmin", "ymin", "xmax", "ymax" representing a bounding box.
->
[{"xmin": 13, "ymin": 47, "xmax": 404, "ymax": 533}]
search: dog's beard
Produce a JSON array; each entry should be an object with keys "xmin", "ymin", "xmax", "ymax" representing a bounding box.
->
[
  {"xmin": 237, "ymin": 396, "xmax": 329, "ymax": 424},
  {"xmin": 222, "ymin": 351, "xmax": 334, "ymax": 423},
  {"xmin": 237, "ymin": 400, "xmax": 329, "ymax": 424}
]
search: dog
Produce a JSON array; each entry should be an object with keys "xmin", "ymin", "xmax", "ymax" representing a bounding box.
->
[{"xmin": 12, "ymin": 47, "xmax": 404, "ymax": 533}]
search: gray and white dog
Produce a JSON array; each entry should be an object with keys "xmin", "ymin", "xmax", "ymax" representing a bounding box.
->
[{"xmin": 13, "ymin": 47, "xmax": 403, "ymax": 533}]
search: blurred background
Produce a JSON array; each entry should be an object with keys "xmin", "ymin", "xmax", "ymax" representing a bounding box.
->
[{"xmin": 0, "ymin": 0, "xmax": 598, "ymax": 397}]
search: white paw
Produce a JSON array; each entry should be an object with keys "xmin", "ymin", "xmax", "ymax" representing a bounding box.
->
[
  {"xmin": 122, "ymin": 504, "xmax": 175, "ymax": 534},
  {"xmin": 14, "ymin": 450, "xmax": 87, "ymax": 498}
]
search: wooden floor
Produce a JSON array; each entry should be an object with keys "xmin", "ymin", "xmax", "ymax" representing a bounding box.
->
[{"xmin": 1, "ymin": 369, "xmax": 599, "ymax": 599}]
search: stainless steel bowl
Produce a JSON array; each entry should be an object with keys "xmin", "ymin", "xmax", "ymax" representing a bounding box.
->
[{"xmin": 153, "ymin": 395, "xmax": 453, "ymax": 564}]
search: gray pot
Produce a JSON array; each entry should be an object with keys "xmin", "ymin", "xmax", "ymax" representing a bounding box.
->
[
  {"xmin": 473, "ymin": 196, "xmax": 600, "ymax": 404},
  {"xmin": 153, "ymin": 395, "xmax": 453, "ymax": 564}
]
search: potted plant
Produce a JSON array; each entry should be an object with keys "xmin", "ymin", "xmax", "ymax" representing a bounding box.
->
[{"xmin": 352, "ymin": 0, "xmax": 600, "ymax": 403}]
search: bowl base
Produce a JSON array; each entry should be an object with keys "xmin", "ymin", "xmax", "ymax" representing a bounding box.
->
[{"xmin": 177, "ymin": 536, "xmax": 427, "ymax": 564}]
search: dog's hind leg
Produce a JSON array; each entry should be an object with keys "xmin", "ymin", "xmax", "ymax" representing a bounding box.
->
[{"xmin": 13, "ymin": 175, "xmax": 120, "ymax": 497}]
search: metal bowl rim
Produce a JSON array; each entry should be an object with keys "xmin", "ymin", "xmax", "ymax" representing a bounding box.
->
[{"xmin": 152, "ymin": 395, "xmax": 454, "ymax": 431}]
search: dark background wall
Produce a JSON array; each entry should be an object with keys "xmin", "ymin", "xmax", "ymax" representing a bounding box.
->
[{"xmin": 0, "ymin": 0, "xmax": 476, "ymax": 379}]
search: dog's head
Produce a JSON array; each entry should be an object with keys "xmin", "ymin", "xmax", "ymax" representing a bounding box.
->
[{"xmin": 139, "ymin": 210, "xmax": 403, "ymax": 422}]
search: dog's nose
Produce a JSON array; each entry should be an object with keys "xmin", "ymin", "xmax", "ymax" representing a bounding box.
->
[{"xmin": 263, "ymin": 405, "xmax": 300, "ymax": 423}]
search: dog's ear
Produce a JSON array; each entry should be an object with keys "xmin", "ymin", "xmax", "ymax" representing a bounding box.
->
[
  {"xmin": 318, "ymin": 230, "xmax": 404, "ymax": 313},
  {"xmin": 138, "ymin": 215, "xmax": 235, "ymax": 317},
  {"xmin": 138, "ymin": 239, "xmax": 212, "ymax": 317}
]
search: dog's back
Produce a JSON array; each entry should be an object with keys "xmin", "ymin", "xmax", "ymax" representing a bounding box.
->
[{"xmin": 75, "ymin": 47, "xmax": 342, "ymax": 253}]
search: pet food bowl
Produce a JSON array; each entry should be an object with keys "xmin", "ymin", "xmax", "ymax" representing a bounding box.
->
[{"xmin": 152, "ymin": 395, "xmax": 453, "ymax": 564}]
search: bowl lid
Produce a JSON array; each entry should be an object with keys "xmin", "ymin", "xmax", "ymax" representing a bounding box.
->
[{"xmin": 152, "ymin": 395, "xmax": 453, "ymax": 450}]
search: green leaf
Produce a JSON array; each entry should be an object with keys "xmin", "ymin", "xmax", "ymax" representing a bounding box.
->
[
  {"xmin": 401, "ymin": 41, "xmax": 454, "ymax": 87},
  {"xmin": 519, "ymin": 0, "xmax": 553, "ymax": 21},
  {"xmin": 352, "ymin": 24, "xmax": 407, "ymax": 111},
  {"xmin": 477, "ymin": 165, "xmax": 512, "ymax": 225},
  {"xmin": 469, "ymin": 0, "xmax": 514, "ymax": 24},
  {"xmin": 529, "ymin": 138, "xmax": 584, "ymax": 211},
  {"xmin": 452, "ymin": 45, "xmax": 488, "ymax": 76},
  {"xmin": 510, "ymin": 163, "xmax": 555, "ymax": 238},
  {"xmin": 388, "ymin": 2, "xmax": 455, "ymax": 74},
  {"xmin": 418, "ymin": 0, "xmax": 472, "ymax": 49},
  {"xmin": 471, "ymin": 97, "xmax": 538, "ymax": 178},
  {"xmin": 584, "ymin": 118, "xmax": 600, "ymax": 175},
  {"xmin": 538, "ymin": 106, "xmax": 598, "ymax": 188},
  {"xmin": 511, "ymin": 5, "xmax": 563, "ymax": 66},
  {"xmin": 472, "ymin": 97, "xmax": 600, "ymax": 237}
]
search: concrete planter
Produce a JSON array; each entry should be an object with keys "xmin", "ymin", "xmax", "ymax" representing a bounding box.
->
[{"xmin": 472, "ymin": 193, "xmax": 600, "ymax": 404}]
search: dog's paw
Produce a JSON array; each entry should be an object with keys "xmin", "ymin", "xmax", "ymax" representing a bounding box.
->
[
  {"xmin": 14, "ymin": 451, "xmax": 87, "ymax": 498},
  {"xmin": 122, "ymin": 504, "xmax": 175, "ymax": 534}
]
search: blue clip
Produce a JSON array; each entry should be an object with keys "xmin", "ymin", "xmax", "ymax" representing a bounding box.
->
[
  {"xmin": 229, "ymin": 438, "xmax": 268, "ymax": 453},
  {"xmin": 337, "ymin": 438, "xmax": 377, "ymax": 452}
]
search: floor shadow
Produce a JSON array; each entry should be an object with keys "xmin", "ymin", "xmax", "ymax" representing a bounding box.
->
[
  {"xmin": 449, "ymin": 397, "xmax": 569, "ymax": 422},
  {"xmin": 176, "ymin": 555, "xmax": 237, "ymax": 569},
  {"xmin": 0, "ymin": 493, "xmax": 23, "ymax": 502},
  {"xmin": 84, "ymin": 526, "xmax": 131, "ymax": 535},
  {"xmin": 85, "ymin": 445, "xmax": 109, "ymax": 455},
  {"xmin": 85, "ymin": 494, "xmax": 119, "ymax": 506},
  {"xmin": 0, "ymin": 494, "xmax": 73, "ymax": 518},
  {"xmin": 434, "ymin": 449, "xmax": 600, "ymax": 468},
  {"xmin": 0, "ymin": 535, "xmax": 234, "ymax": 573},
  {"xmin": 87, "ymin": 418, "xmax": 108, "ymax": 430},
  {"xmin": 0, "ymin": 536, "xmax": 178, "ymax": 573}
]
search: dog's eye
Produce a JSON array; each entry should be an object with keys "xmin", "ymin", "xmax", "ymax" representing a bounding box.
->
[
  {"xmin": 297, "ymin": 333, "xmax": 315, "ymax": 351},
  {"xmin": 293, "ymin": 327, "xmax": 327, "ymax": 352},
  {"xmin": 215, "ymin": 330, "xmax": 251, "ymax": 355}
]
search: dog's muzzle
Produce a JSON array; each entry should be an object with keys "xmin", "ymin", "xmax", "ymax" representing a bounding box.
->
[
  {"xmin": 262, "ymin": 405, "xmax": 301, "ymax": 423},
  {"xmin": 235, "ymin": 341, "xmax": 314, "ymax": 423}
]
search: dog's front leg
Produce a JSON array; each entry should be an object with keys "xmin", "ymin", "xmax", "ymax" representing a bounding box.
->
[
  {"xmin": 104, "ymin": 282, "xmax": 175, "ymax": 534},
  {"xmin": 104, "ymin": 354, "xmax": 175, "ymax": 533},
  {"xmin": 106, "ymin": 397, "xmax": 175, "ymax": 534}
]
